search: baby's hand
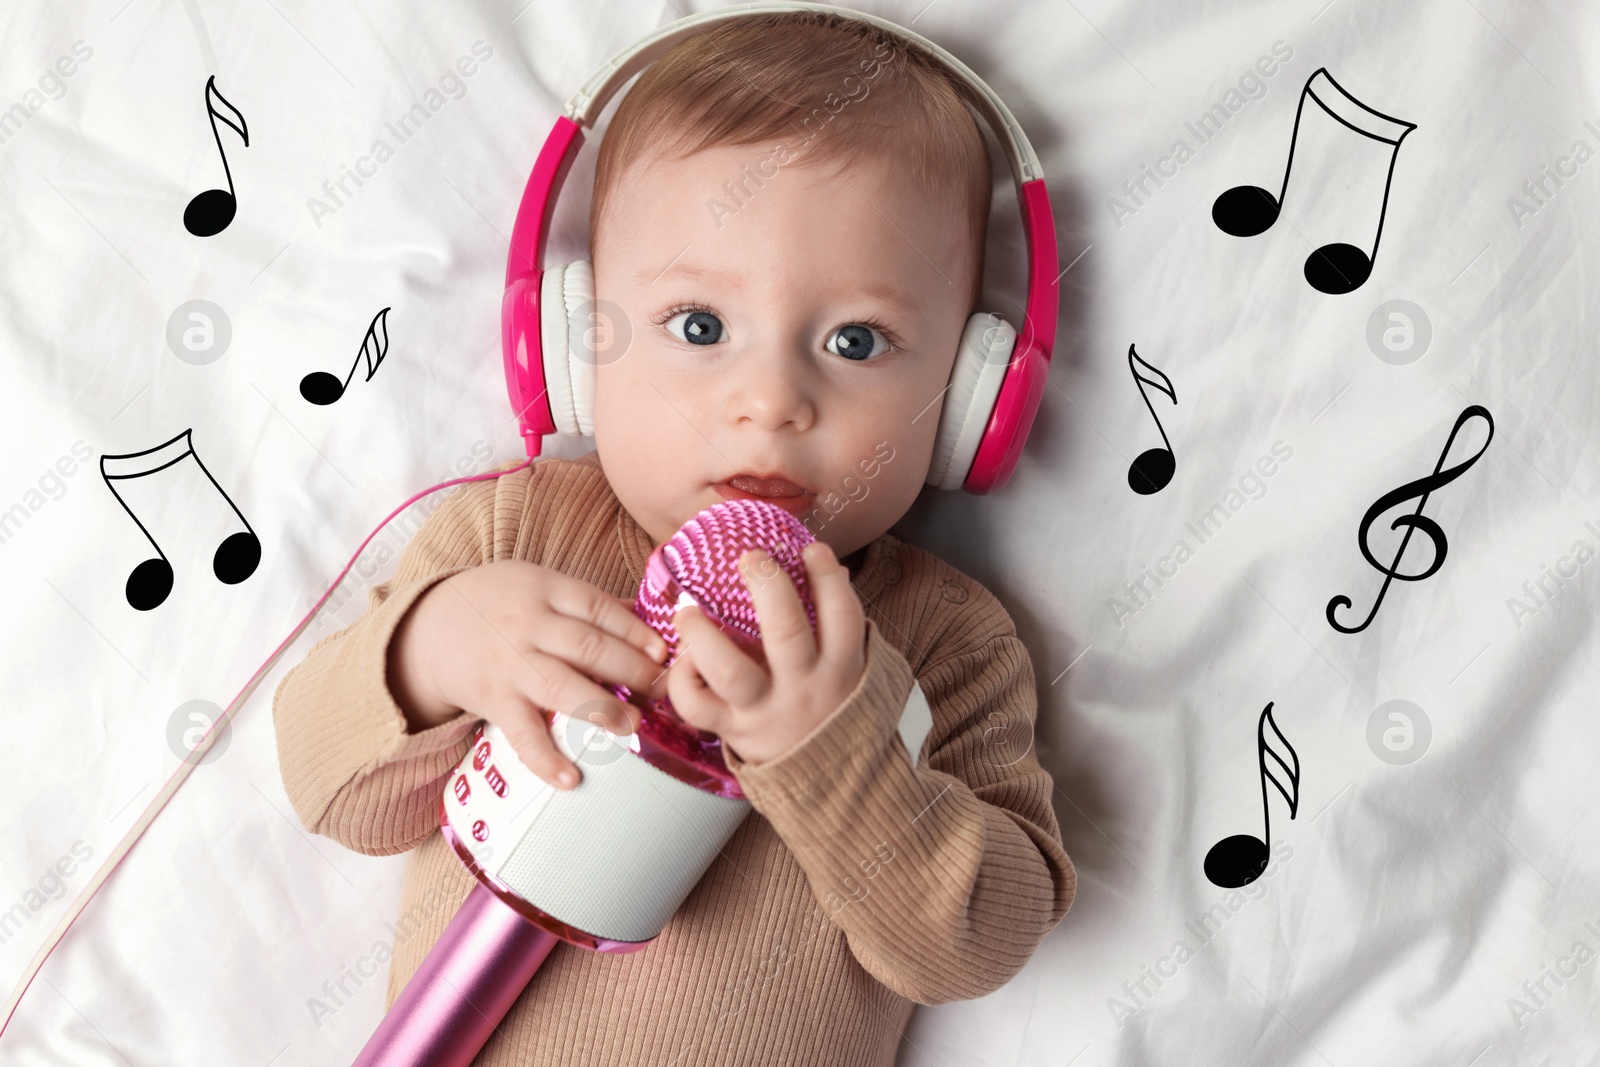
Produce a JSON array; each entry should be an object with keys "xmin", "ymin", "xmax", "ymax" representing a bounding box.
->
[
  {"xmin": 387, "ymin": 560, "xmax": 670, "ymax": 789},
  {"xmin": 667, "ymin": 541, "xmax": 867, "ymax": 767}
]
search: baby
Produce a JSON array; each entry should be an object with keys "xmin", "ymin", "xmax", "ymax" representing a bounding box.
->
[{"xmin": 274, "ymin": 11, "xmax": 1074, "ymax": 1066}]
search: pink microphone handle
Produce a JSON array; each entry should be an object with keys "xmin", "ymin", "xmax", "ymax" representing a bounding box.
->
[{"xmin": 351, "ymin": 883, "xmax": 559, "ymax": 1067}]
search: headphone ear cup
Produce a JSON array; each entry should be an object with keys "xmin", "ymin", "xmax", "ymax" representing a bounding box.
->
[
  {"xmin": 539, "ymin": 262, "xmax": 577, "ymax": 436},
  {"xmin": 563, "ymin": 260, "xmax": 596, "ymax": 436},
  {"xmin": 926, "ymin": 313, "xmax": 1017, "ymax": 490},
  {"xmin": 539, "ymin": 260, "xmax": 598, "ymax": 437}
]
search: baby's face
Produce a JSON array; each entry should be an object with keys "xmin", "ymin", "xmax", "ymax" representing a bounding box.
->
[{"xmin": 590, "ymin": 144, "xmax": 974, "ymax": 557}]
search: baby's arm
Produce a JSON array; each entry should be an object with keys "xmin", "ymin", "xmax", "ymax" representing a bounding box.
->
[
  {"xmin": 273, "ymin": 460, "xmax": 665, "ymax": 856},
  {"xmin": 270, "ymin": 471, "xmax": 512, "ymax": 856},
  {"xmin": 722, "ymin": 594, "xmax": 1076, "ymax": 1006}
]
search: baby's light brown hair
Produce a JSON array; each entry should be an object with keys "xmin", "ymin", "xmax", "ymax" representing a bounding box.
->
[{"xmin": 589, "ymin": 10, "xmax": 993, "ymax": 309}]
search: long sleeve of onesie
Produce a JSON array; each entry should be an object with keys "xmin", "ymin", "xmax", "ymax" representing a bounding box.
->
[
  {"xmin": 271, "ymin": 462, "xmax": 537, "ymax": 856},
  {"xmin": 722, "ymin": 577, "xmax": 1076, "ymax": 1005}
]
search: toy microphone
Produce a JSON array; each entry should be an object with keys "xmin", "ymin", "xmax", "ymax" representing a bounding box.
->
[{"xmin": 351, "ymin": 498, "xmax": 817, "ymax": 1067}]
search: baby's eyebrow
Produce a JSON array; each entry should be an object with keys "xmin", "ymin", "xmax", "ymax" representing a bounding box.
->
[
  {"xmin": 857, "ymin": 280, "xmax": 923, "ymax": 315},
  {"xmin": 636, "ymin": 260, "xmax": 734, "ymax": 288},
  {"xmin": 636, "ymin": 260, "xmax": 922, "ymax": 315}
]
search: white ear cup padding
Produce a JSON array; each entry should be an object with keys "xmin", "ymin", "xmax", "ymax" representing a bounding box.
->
[
  {"xmin": 926, "ymin": 313, "xmax": 1017, "ymax": 490},
  {"xmin": 563, "ymin": 260, "xmax": 596, "ymax": 437},
  {"xmin": 540, "ymin": 263, "xmax": 579, "ymax": 436}
]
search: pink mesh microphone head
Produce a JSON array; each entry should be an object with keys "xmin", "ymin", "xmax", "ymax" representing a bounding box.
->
[{"xmin": 618, "ymin": 499, "xmax": 818, "ymax": 720}]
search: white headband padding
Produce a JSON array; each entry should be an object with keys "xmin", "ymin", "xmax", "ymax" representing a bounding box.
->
[{"xmin": 926, "ymin": 313, "xmax": 1016, "ymax": 490}]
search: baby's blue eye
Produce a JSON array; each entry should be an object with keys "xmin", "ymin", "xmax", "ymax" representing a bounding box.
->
[
  {"xmin": 826, "ymin": 323, "xmax": 887, "ymax": 361},
  {"xmin": 664, "ymin": 309, "xmax": 724, "ymax": 345}
]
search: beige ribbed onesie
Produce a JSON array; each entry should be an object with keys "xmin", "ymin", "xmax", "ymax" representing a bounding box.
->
[{"xmin": 272, "ymin": 451, "xmax": 1074, "ymax": 1065}]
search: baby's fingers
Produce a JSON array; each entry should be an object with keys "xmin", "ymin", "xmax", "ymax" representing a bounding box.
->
[
  {"xmin": 740, "ymin": 549, "xmax": 815, "ymax": 679},
  {"xmin": 539, "ymin": 615, "xmax": 670, "ymax": 697},
  {"xmin": 493, "ymin": 696, "xmax": 584, "ymax": 790},
  {"xmin": 546, "ymin": 572, "xmax": 667, "ymax": 662},
  {"xmin": 664, "ymin": 642, "xmax": 734, "ymax": 737},
  {"xmin": 805, "ymin": 541, "xmax": 864, "ymax": 668},
  {"xmin": 672, "ymin": 604, "xmax": 769, "ymax": 708},
  {"xmin": 526, "ymin": 646, "xmax": 649, "ymax": 730}
]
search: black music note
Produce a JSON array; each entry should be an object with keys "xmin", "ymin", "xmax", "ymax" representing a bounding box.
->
[
  {"xmin": 100, "ymin": 429, "xmax": 261, "ymax": 611},
  {"xmin": 1327, "ymin": 405, "xmax": 1494, "ymax": 635},
  {"xmin": 1126, "ymin": 344, "xmax": 1176, "ymax": 494},
  {"xmin": 1212, "ymin": 68, "xmax": 1416, "ymax": 295},
  {"xmin": 1204, "ymin": 702, "xmax": 1298, "ymax": 889},
  {"xmin": 300, "ymin": 307, "xmax": 392, "ymax": 405},
  {"xmin": 184, "ymin": 76, "xmax": 249, "ymax": 237}
]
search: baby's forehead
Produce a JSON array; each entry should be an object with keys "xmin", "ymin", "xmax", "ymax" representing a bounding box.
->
[
  {"xmin": 592, "ymin": 143, "xmax": 981, "ymax": 309},
  {"xmin": 600, "ymin": 141, "xmax": 973, "ymax": 246}
]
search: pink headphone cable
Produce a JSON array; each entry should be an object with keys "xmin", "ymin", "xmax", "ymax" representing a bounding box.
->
[{"xmin": 0, "ymin": 458, "xmax": 534, "ymax": 1048}]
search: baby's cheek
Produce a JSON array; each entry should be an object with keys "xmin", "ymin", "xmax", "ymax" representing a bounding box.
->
[{"xmin": 593, "ymin": 366, "xmax": 652, "ymax": 452}]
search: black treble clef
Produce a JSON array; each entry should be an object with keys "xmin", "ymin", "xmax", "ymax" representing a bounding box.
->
[{"xmin": 1327, "ymin": 405, "xmax": 1494, "ymax": 634}]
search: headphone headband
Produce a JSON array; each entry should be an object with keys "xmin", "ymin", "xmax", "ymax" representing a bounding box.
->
[
  {"xmin": 563, "ymin": 2, "xmax": 1043, "ymax": 182},
  {"xmin": 506, "ymin": 2, "xmax": 1049, "ymax": 288}
]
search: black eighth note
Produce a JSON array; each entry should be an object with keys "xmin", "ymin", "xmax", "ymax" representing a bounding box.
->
[
  {"xmin": 1126, "ymin": 344, "xmax": 1176, "ymax": 495},
  {"xmin": 100, "ymin": 429, "xmax": 261, "ymax": 610},
  {"xmin": 184, "ymin": 76, "xmax": 249, "ymax": 237},
  {"xmin": 1204, "ymin": 702, "xmax": 1299, "ymax": 889},
  {"xmin": 1212, "ymin": 68, "xmax": 1416, "ymax": 295},
  {"xmin": 1327, "ymin": 405, "xmax": 1494, "ymax": 635},
  {"xmin": 301, "ymin": 307, "xmax": 391, "ymax": 405}
]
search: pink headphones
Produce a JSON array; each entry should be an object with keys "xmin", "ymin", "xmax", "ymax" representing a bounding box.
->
[{"xmin": 500, "ymin": 1, "xmax": 1058, "ymax": 494}]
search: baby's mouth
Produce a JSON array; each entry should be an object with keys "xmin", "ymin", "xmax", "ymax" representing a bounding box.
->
[{"xmin": 712, "ymin": 473, "xmax": 816, "ymax": 516}]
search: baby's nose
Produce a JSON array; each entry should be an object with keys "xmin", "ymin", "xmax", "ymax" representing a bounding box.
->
[{"xmin": 725, "ymin": 355, "xmax": 817, "ymax": 432}]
